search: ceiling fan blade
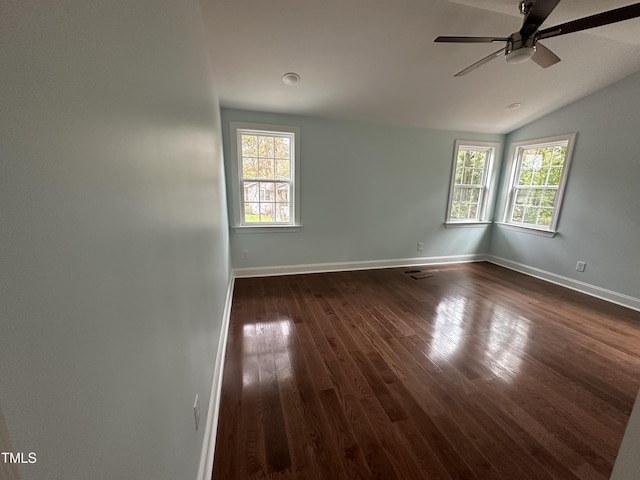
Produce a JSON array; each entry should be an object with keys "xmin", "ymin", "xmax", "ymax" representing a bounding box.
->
[
  {"xmin": 531, "ymin": 42, "xmax": 561, "ymax": 68},
  {"xmin": 435, "ymin": 36, "xmax": 509, "ymax": 43},
  {"xmin": 454, "ymin": 48, "xmax": 505, "ymax": 77},
  {"xmin": 538, "ymin": 3, "xmax": 640, "ymax": 40},
  {"xmin": 520, "ymin": 0, "xmax": 561, "ymax": 38}
]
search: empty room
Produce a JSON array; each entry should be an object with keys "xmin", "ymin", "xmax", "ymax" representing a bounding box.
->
[{"xmin": 2, "ymin": 1, "xmax": 640, "ymax": 480}]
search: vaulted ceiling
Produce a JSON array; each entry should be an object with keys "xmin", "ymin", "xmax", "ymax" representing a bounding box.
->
[{"xmin": 201, "ymin": 0, "xmax": 640, "ymax": 133}]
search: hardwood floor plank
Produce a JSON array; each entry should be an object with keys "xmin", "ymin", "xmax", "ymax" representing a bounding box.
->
[
  {"xmin": 317, "ymin": 388, "xmax": 373, "ymax": 479},
  {"xmin": 213, "ymin": 263, "xmax": 640, "ymax": 480}
]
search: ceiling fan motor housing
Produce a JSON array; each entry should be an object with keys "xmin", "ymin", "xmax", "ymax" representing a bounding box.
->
[{"xmin": 505, "ymin": 32, "xmax": 536, "ymax": 64}]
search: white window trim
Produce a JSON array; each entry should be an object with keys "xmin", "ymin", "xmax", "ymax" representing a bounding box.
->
[
  {"xmin": 445, "ymin": 140, "xmax": 500, "ymax": 226},
  {"xmin": 502, "ymin": 133, "xmax": 576, "ymax": 234},
  {"xmin": 494, "ymin": 222, "xmax": 558, "ymax": 237},
  {"xmin": 229, "ymin": 122, "xmax": 301, "ymax": 232}
]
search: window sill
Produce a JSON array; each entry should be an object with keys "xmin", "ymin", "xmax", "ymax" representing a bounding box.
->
[
  {"xmin": 445, "ymin": 221, "xmax": 492, "ymax": 228},
  {"xmin": 232, "ymin": 224, "xmax": 302, "ymax": 233},
  {"xmin": 495, "ymin": 222, "xmax": 557, "ymax": 237}
]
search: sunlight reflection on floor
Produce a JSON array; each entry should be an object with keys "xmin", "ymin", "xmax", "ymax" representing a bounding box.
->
[
  {"xmin": 428, "ymin": 296, "xmax": 530, "ymax": 381},
  {"xmin": 242, "ymin": 319, "xmax": 294, "ymax": 387},
  {"xmin": 485, "ymin": 306, "xmax": 530, "ymax": 381}
]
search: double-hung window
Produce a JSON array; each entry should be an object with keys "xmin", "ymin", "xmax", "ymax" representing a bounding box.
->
[
  {"xmin": 446, "ymin": 141, "xmax": 498, "ymax": 224},
  {"xmin": 503, "ymin": 134, "xmax": 575, "ymax": 233},
  {"xmin": 230, "ymin": 122, "xmax": 300, "ymax": 230}
]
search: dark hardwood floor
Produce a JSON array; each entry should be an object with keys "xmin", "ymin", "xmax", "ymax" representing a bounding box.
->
[{"xmin": 212, "ymin": 262, "xmax": 640, "ymax": 480}]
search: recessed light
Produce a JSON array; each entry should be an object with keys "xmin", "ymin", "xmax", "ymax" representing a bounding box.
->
[
  {"xmin": 282, "ymin": 72, "xmax": 300, "ymax": 85},
  {"xmin": 505, "ymin": 102, "xmax": 522, "ymax": 110}
]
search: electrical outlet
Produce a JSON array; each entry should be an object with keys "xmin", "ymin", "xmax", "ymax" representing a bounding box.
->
[
  {"xmin": 242, "ymin": 250, "xmax": 249, "ymax": 260},
  {"xmin": 193, "ymin": 394, "xmax": 200, "ymax": 431},
  {"xmin": 417, "ymin": 242, "xmax": 424, "ymax": 252},
  {"xmin": 576, "ymin": 261, "xmax": 586, "ymax": 272}
]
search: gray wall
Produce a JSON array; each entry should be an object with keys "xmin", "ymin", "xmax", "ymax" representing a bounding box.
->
[
  {"xmin": 491, "ymin": 71, "xmax": 640, "ymax": 303},
  {"xmin": 1, "ymin": 1, "xmax": 230, "ymax": 479},
  {"xmin": 221, "ymin": 108, "xmax": 503, "ymax": 269}
]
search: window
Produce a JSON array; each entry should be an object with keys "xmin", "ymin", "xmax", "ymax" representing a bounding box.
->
[
  {"xmin": 446, "ymin": 141, "xmax": 498, "ymax": 224},
  {"xmin": 503, "ymin": 134, "xmax": 575, "ymax": 232},
  {"xmin": 230, "ymin": 122, "xmax": 300, "ymax": 230}
]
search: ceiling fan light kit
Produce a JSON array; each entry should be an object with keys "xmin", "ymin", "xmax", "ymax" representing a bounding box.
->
[
  {"xmin": 505, "ymin": 34, "xmax": 536, "ymax": 64},
  {"xmin": 435, "ymin": 0, "xmax": 640, "ymax": 76}
]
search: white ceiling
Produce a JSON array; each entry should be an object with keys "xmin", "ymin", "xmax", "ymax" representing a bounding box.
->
[{"xmin": 201, "ymin": 0, "xmax": 640, "ymax": 133}]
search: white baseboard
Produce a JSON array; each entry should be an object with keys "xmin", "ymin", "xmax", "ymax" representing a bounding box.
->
[
  {"xmin": 233, "ymin": 253, "xmax": 487, "ymax": 278},
  {"xmin": 487, "ymin": 255, "xmax": 640, "ymax": 312},
  {"xmin": 197, "ymin": 273, "xmax": 236, "ymax": 480}
]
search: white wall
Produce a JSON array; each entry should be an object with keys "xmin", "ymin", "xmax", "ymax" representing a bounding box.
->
[
  {"xmin": 490, "ymin": 71, "xmax": 640, "ymax": 310},
  {"xmin": 0, "ymin": 1, "xmax": 230, "ymax": 479},
  {"xmin": 221, "ymin": 108, "xmax": 503, "ymax": 271}
]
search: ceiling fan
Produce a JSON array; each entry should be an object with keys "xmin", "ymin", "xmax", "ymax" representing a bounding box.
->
[{"xmin": 435, "ymin": 0, "xmax": 640, "ymax": 76}]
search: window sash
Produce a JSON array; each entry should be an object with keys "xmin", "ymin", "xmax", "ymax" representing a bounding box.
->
[{"xmin": 450, "ymin": 185, "xmax": 485, "ymax": 221}]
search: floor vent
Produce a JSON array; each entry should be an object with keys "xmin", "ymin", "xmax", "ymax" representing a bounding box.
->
[{"xmin": 404, "ymin": 269, "xmax": 435, "ymax": 280}]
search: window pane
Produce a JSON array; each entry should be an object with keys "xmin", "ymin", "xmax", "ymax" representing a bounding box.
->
[
  {"xmin": 244, "ymin": 202, "xmax": 260, "ymax": 223},
  {"xmin": 471, "ymin": 168, "xmax": 483, "ymax": 185},
  {"xmin": 538, "ymin": 208, "xmax": 553, "ymax": 226},
  {"xmin": 451, "ymin": 203, "xmax": 463, "ymax": 219},
  {"xmin": 260, "ymin": 203, "xmax": 274, "ymax": 222},
  {"xmin": 243, "ymin": 181, "xmax": 259, "ymax": 202},
  {"xmin": 276, "ymin": 202, "xmax": 290, "ymax": 222},
  {"xmin": 242, "ymin": 157, "xmax": 258, "ymax": 179},
  {"xmin": 258, "ymin": 136, "xmax": 274, "ymax": 157},
  {"xmin": 514, "ymin": 188, "xmax": 526, "ymax": 203},
  {"xmin": 551, "ymin": 147, "xmax": 566, "ymax": 166},
  {"xmin": 512, "ymin": 204, "xmax": 524, "ymax": 222},
  {"xmin": 458, "ymin": 150, "xmax": 469, "ymax": 167},
  {"xmin": 260, "ymin": 182, "xmax": 274, "ymax": 201},
  {"xmin": 275, "ymin": 159, "xmax": 290, "ymax": 180},
  {"xmin": 276, "ymin": 183, "xmax": 289, "ymax": 202},
  {"xmin": 274, "ymin": 137, "xmax": 290, "ymax": 159},
  {"xmin": 547, "ymin": 166, "xmax": 562, "ymax": 186},
  {"xmin": 241, "ymin": 135, "xmax": 258, "ymax": 156},
  {"xmin": 463, "ymin": 168, "xmax": 473, "ymax": 185},
  {"xmin": 532, "ymin": 167, "xmax": 550, "ymax": 185},
  {"xmin": 258, "ymin": 158, "xmax": 274, "ymax": 179},
  {"xmin": 455, "ymin": 166, "xmax": 463, "ymax": 184},
  {"xmin": 542, "ymin": 189, "xmax": 557, "ymax": 207},
  {"xmin": 524, "ymin": 206, "xmax": 539, "ymax": 224}
]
